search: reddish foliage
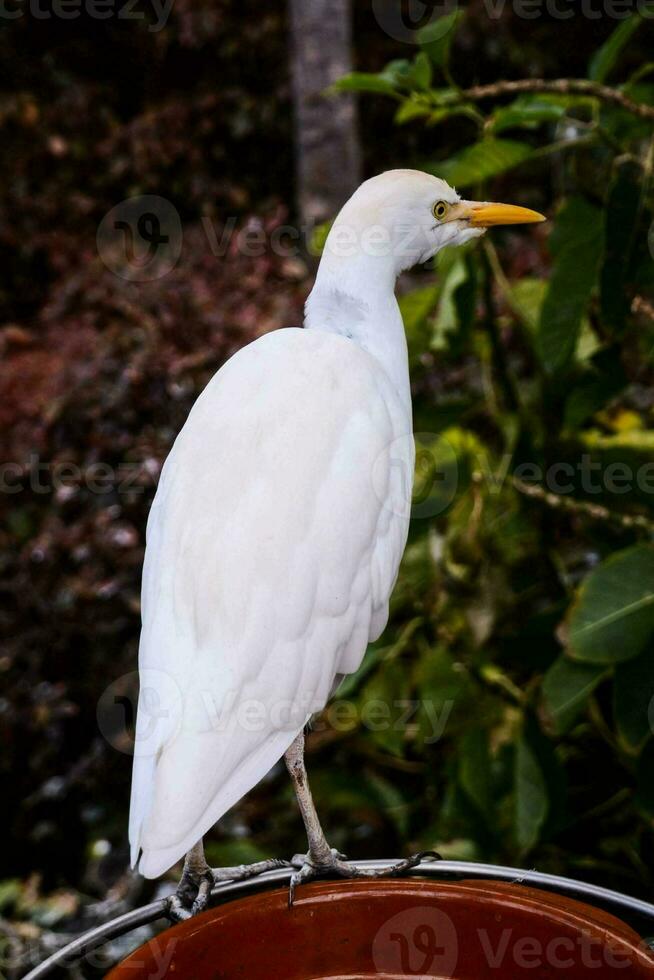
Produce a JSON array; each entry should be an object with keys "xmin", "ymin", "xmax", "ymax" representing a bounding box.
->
[{"xmin": 0, "ymin": 210, "xmax": 308, "ymax": 884}]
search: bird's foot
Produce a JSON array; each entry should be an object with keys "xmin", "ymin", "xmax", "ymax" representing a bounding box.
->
[
  {"xmin": 166, "ymin": 858, "xmax": 292, "ymax": 923},
  {"xmin": 166, "ymin": 865, "xmax": 215, "ymax": 922},
  {"xmin": 288, "ymin": 849, "xmax": 440, "ymax": 907}
]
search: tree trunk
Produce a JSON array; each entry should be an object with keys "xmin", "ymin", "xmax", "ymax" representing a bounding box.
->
[{"xmin": 288, "ymin": 0, "xmax": 362, "ymax": 229}]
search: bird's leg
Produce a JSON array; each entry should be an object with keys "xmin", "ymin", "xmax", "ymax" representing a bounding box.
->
[
  {"xmin": 285, "ymin": 729, "xmax": 341, "ymax": 868},
  {"xmin": 285, "ymin": 730, "xmax": 439, "ymax": 906},
  {"xmin": 166, "ymin": 839, "xmax": 292, "ymax": 923}
]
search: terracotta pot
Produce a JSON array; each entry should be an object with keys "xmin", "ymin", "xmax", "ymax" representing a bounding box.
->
[{"xmin": 107, "ymin": 877, "xmax": 654, "ymax": 978}]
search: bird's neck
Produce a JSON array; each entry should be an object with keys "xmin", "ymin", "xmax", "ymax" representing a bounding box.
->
[{"xmin": 304, "ymin": 252, "xmax": 411, "ymax": 412}]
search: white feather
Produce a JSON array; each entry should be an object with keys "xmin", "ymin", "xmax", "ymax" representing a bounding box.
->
[{"xmin": 130, "ymin": 327, "xmax": 413, "ymax": 877}]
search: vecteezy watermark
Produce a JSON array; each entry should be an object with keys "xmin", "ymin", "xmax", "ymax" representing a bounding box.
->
[
  {"xmin": 97, "ymin": 671, "xmax": 454, "ymax": 756},
  {"xmin": 97, "ymin": 200, "xmax": 654, "ymax": 279},
  {"xmin": 371, "ymin": 907, "xmax": 654, "ymax": 976},
  {"xmin": 372, "ymin": 906, "xmax": 459, "ymax": 976},
  {"xmin": 96, "ymin": 194, "xmax": 488, "ymax": 282},
  {"xmin": 372, "ymin": 435, "xmax": 654, "ymax": 519},
  {"xmin": 371, "ymin": 0, "xmax": 654, "ymax": 41},
  {"xmin": 0, "ymin": 0, "xmax": 174, "ymax": 29},
  {"xmin": 97, "ymin": 195, "xmax": 182, "ymax": 282},
  {"xmin": 483, "ymin": 0, "xmax": 654, "ymax": 17},
  {"xmin": 7, "ymin": 934, "xmax": 178, "ymax": 979},
  {"xmin": 4, "ymin": 448, "xmax": 654, "ymax": 513},
  {"xmin": 372, "ymin": 0, "xmax": 459, "ymax": 43},
  {"xmin": 0, "ymin": 455, "xmax": 156, "ymax": 496}
]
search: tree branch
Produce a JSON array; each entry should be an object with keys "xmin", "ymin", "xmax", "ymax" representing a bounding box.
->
[
  {"xmin": 460, "ymin": 79, "xmax": 654, "ymax": 123},
  {"xmin": 512, "ymin": 476, "xmax": 654, "ymax": 532}
]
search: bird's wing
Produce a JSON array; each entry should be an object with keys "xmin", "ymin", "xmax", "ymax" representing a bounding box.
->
[{"xmin": 129, "ymin": 327, "xmax": 413, "ymax": 877}]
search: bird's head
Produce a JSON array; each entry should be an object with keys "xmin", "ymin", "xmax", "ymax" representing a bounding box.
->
[{"xmin": 323, "ymin": 169, "xmax": 545, "ymax": 278}]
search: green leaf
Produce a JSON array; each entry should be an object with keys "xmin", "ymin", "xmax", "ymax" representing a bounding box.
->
[
  {"xmin": 624, "ymin": 81, "xmax": 654, "ymax": 108},
  {"xmin": 526, "ymin": 716, "xmax": 568, "ymax": 838},
  {"xmin": 431, "ymin": 139, "xmax": 533, "ymax": 189},
  {"xmin": 614, "ymin": 648, "xmax": 654, "ymax": 753},
  {"xmin": 309, "ymin": 769, "xmax": 387, "ymax": 815},
  {"xmin": 399, "ymin": 283, "xmax": 439, "ymax": 363},
  {"xmin": 588, "ymin": 13, "xmax": 643, "ymax": 83},
  {"xmin": 459, "ymin": 729, "xmax": 492, "ymax": 814},
  {"xmin": 453, "ymin": 253, "xmax": 478, "ymax": 346},
  {"xmin": 542, "ymin": 655, "xmax": 606, "ymax": 733},
  {"xmin": 399, "ymin": 283, "xmax": 439, "ymax": 331},
  {"xmin": 417, "ymin": 10, "xmax": 464, "ymax": 69},
  {"xmin": 563, "ymin": 352, "xmax": 626, "ymax": 429},
  {"xmin": 428, "ymin": 106, "xmax": 482, "ymax": 127},
  {"xmin": 366, "ymin": 772, "xmax": 410, "ymax": 838},
  {"xmin": 412, "ymin": 51, "xmax": 432, "ymax": 91},
  {"xmin": 432, "ymin": 253, "xmax": 468, "ymax": 350},
  {"xmin": 415, "ymin": 646, "xmax": 472, "ymax": 743},
  {"xmin": 368, "ymin": 57, "xmax": 436, "ymax": 94},
  {"xmin": 395, "ymin": 99, "xmax": 480, "ymax": 128},
  {"xmin": 491, "ymin": 95, "xmax": 566, "ymax": 134},
  {"xmin": 503, "ymin": 92, "xmax": 598, "ymax": 113},
  {"xmin": 567, "ymin": 545, "xmax": 654, "ymax": 664},
  {"xmin": 599, "ymin": 160, "xmax": 641, "ymax": 332},
  {"xmin": 395, "ymin": 99, "xmax": 432, "ymax": 125},
  {"xmin": 563, "ymin": 378, "xmax": 613, "ymax": 429},
  {"xmin": 575, "ymin": 319, "xmax": 602, "ymax": 363},
  {"xmin": 515, "ymin": 732, "xmax": 549, "ymax": 852},
  {"xmin": 360, "ymin": 658, "xmax": 411, "ymax": 757},
  {"xmin": 333, "ymin": 72, "xmax": 398, "ymax": 96},
  {"xmin": 379, "ymin": 59, "xmax": 414, "ymax": 89},
  {"xmin": 629, "ymin": 61, "xmax": 654, "ymax": 83},
  {"xmin": 509, "ymin": 277, "xmax": 548, "ymax": 333},
  {"xmin": 536, "ymin": 197, "xmax": 603, "ymax": 375}
]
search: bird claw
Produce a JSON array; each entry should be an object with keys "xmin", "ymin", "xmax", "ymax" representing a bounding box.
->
[
  {"xmin": 166, "ymin": 858, "xmax": 292, "ymax": 922},
  {"xmin": 166, "ymin": 893, "xmax": 193, "ymax": 922},
  {"xmin": 191, "ymin": 871, "xmax": 214, "ymax": 916},
  {"xmin": 166, "ymin": 868, "xmax": 214, "ymax": 923},
  {"xmin": 288, "ymin": 848, "xmax": 349, "ymax": 907},
  {"xmin": 287, "ymin": 849, "xmax": 440, "ymax": 908}
]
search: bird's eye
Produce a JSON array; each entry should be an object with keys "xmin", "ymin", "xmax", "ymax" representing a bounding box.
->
[{"xmin": 433, "ymin": 201, "xmax": 449, "ymax": 220}]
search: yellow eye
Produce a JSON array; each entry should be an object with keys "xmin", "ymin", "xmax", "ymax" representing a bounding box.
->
[{"xmin": 433, "ymin": 200, "xmax": 448, "ymax": 220}]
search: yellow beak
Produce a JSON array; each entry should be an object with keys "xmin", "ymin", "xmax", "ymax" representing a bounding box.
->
[{"xmin": 451, "ymin": 201, "xmax": 546, "ymax": 227}]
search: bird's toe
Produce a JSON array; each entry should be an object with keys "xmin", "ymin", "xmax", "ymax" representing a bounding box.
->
[
  {"xmin": 190, "ymin": 871, "xmax": 214, "ymax": 916},
  {"xmin": 288, "ymin": 861, "xmax": 318, "ymax": 908},
  {"xmin": 405, "ymin": 849, "xmax": 441, "ymax": 868},
  {"xmin": 286, "ymin": 849, "xmax": 441, "ymax": 905},
  {"xmin": 166, "ymin": 893, "xmax": 194, "ymax": 923},
  {"xmin": 166, "ymin": 868, "xmax": 214, "ymax": 922},
  {"xmin": 287, "ymin": 848, "xmax": 352, "ymax": 906}
]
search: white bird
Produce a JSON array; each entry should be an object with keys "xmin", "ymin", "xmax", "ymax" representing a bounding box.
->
[{"xmin": 128, "ymin": 169, "xmax": 544, "ymax": 918}]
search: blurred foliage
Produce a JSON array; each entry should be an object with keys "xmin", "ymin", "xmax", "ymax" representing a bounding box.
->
[
  {"xmin": 2, "ymin": 1, "xmax": 654, "ymax": 973},
  {"xmin": 334, "ymin": 7, "xmax": 654, "ymax": 897}
]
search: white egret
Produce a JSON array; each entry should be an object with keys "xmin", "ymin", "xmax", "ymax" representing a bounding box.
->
[{"xmin": 128, "ymin": 169, "xmax": 545, "ymax": 918}]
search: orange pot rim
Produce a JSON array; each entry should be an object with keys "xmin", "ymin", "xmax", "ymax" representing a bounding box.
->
[{"xmin": 23, "ymin": 859, "xmax": 654, "ymax": 980}]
